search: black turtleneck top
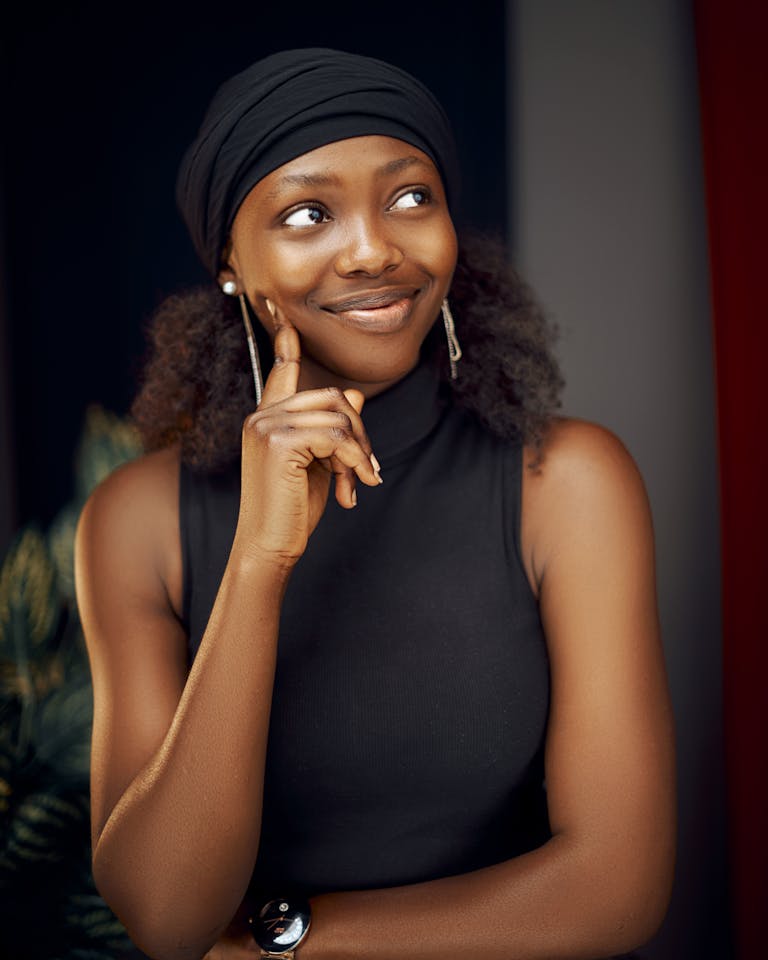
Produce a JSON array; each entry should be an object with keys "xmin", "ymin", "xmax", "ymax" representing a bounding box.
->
[{"xmin": 179, "ymin": 356, "xmax": 551, "ymax": 898}]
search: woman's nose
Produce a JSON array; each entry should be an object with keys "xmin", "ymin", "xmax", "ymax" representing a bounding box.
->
[{"xmin": 333, "ymin": 216, "xmax": 404, "ymax": 277}]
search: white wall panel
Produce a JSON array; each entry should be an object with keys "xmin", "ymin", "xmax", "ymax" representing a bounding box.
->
[{"xmin": 507, "ymin": 2, "xmax": 729, "ymax": 956}]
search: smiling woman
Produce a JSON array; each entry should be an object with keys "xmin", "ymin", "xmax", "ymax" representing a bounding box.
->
[{"xmin": 73, "ymin": 48, "xmax": 675, "ymax": 960}]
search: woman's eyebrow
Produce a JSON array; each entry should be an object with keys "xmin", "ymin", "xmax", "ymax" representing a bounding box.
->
[
  {"xmin": 376, "ymin": 156, "xmax": 431, "ymax": 177},
  {"xmin": 266, "ymin": 156, "xmax": 433, "ymax": 199},
  {"xmin": 265, "ymin": 171, "xmax": 341, "ymax": 199}
]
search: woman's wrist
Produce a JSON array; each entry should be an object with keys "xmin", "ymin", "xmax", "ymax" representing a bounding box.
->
[{"xmin": 227, "ymin": 536, "xmax": 299, "ymax": 582}]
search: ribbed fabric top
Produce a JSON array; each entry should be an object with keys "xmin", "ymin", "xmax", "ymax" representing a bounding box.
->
[{"xmin": 180, "ymin": 356, "xmax": 551, "ymax": 897}]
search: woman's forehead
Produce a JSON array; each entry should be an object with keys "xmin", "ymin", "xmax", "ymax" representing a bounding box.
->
[{"xmin": 256, "ymin": 136, "xmax": 442, "ymax": 196}]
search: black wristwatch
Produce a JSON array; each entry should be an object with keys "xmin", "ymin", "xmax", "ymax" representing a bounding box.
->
[{"xmin": 249, "ymin": 896, "xmax": 312, "ymax": 958}]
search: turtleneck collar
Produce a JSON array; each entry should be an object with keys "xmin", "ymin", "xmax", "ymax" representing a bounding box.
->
[{"xmin": 360, "ymin": 353, "xmax": 448, "ymax": 467}]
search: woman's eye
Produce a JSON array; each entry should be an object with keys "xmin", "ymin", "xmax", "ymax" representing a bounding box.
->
[
  {"xmin": 283, "ymin": 205, "xmax": 328, "ymax": 227},
  {"xmin": 390, "ymin": 189, "xmax": 431, "ymax": 210}
]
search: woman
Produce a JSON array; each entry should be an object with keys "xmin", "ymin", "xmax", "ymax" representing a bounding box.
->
[{"xmin": 75, "ymin": 48, "xmax": 676, "ymax": 959}]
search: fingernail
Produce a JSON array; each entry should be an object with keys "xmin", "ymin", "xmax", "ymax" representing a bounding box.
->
[
  {"xmin": 351, "ymin": 488, "xmax": 358, "ymax": 507},
  {"xmin": 265, "ymin": 298, "xmax": 276, "ymax": 318},
  {"xmin": 371, "ymin": 461, "xmax": 383, "ymax": 484}
]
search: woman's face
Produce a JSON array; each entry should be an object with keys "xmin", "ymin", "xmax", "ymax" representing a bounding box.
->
[{"xmin": 222, "ymin": 135, "xmax": 458, "ymax": 395}]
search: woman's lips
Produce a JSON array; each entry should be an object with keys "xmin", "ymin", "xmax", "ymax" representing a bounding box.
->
[
  {"xmin": 322, "ymin": 290, "xmax": 419, "ymax": 333},
  {"xmin": 329, "ymin": 296, "xmax": 415, "ymax": 332}
]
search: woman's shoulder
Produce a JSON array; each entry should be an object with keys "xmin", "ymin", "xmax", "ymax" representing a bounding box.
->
[
  {"xmin": 81, "ymin": 443, "xmax": 182, "ymax": 519},
  {"xmin": 523, "ymin": 415, "xmax": 645, "ymax": 489},
  {"xmin": 76, "ymin": 444, "xmax": 184, "ymax": 617},
  {"xmin": 520, "ymin": 416, "xmax": 652, "ymax": 595}
]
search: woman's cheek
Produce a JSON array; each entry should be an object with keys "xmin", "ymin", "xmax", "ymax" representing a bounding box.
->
[
  {"xmin": 244, "ymin": 263, "xmax": 311, "ymax": 312},
  {"xmin": 264, "ymin": 246, "xmax": 327, "ymax": 298},
  {"xmin": 402, "ymin": 219, "xmax": 457, "ymax": 277}
]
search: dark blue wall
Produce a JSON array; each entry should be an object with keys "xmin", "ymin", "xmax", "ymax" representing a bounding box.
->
[{"xmin": 0, "ymin": 1, "xmax": 508, "ymax": 541}]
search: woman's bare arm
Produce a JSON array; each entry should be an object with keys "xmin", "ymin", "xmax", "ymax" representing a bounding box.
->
[{"xmin": 76, "ymin": 445, "xmax": 292, "ymax": 958}]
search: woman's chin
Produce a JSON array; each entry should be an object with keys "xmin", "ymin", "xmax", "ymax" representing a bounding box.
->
[{"xmin": 298, "ymin": 346, "xmax": 422, "ymax": 396}]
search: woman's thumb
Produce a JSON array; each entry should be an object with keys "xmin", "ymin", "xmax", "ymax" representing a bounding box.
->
[{"xmin": 343, "ymin": 388, "xmax": 365, "ymax": 414}]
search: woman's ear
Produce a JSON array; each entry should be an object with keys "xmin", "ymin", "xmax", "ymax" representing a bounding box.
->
[
  {"xmin": 217, "ymin": 266, "xmax": 239, "ymax": 295},
  {"xmin": 217, "ymin": 236, "xmax": 241, "ymax": 293}
]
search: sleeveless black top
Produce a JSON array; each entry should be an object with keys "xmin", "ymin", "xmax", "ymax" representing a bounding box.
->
[{"xmin": 180, "ymin": 357, "xmax": 551, "ymax": 898}]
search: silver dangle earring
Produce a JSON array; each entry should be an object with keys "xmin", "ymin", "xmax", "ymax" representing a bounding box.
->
[
  {"xmin": 441, "ymin": 298, "xmax": 462, "ymax": 380},
  {"xmin": 238, "ymin": 293, "xmax": 264, "ymax": 406},
  {"xmin": 221, "ymin": 281, "xmax": 263, "ymax": 405}
]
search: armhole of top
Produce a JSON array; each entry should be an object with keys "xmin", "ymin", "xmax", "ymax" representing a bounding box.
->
[
  {"xmin": 178, "ymin": 459, "xmax": 192, "ymax": 636},
  {"xmin": 504, "ymin": 440, "xmax": 538, "ymax": 605}
]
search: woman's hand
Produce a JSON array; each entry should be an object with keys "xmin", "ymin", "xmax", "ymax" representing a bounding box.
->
[{"xmin": 233, "ymin": 301, "xmax": 382, "ymax": 566}]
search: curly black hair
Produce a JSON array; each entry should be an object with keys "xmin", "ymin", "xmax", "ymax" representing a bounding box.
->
[{"xmin": 130, "ymin": 229, "xmax": 564, "ymax": 471}]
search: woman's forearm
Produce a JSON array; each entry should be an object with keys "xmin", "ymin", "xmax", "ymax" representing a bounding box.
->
[
  {"xmin": 93, "ymin": 552, "xmax": 292, "ymax": 960},
  {"xmin": 303, "ymin": 830, "xmax": 673, "ymax": 960}
]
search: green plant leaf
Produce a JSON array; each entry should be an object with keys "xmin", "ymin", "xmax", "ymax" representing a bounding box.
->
[
  {"xmin": 0, "ymin": 528, "xmax": 59, "ymax": 660},
  {"xmin": 0, "ymin": 403, "xmax": 140, "ymax": 957}
]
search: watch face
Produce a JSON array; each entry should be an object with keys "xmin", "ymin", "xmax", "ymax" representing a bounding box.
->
[{"xmin": 250, "ymin": 897, "xmax": 311, "ymax": 952}]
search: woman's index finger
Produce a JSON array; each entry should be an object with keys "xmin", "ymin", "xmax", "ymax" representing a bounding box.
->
[{"xmin": 260, "ymin": 300, "xmax": 301, "ymax": 405}]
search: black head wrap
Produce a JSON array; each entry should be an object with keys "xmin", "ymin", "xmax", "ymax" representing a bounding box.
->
[{"xmin": 176, "ymin": 47, "xmax": 461, "ymax": 277}]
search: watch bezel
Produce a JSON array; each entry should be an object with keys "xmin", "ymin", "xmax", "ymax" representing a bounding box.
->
[{"xmin": 249, "ymin": 896, "xmax": 312, "ymax": 955}]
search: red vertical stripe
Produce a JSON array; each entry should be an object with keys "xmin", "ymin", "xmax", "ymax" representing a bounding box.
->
[{"xmin": 693, "ymin": 2, "xmax": 768, "ymax": 956}]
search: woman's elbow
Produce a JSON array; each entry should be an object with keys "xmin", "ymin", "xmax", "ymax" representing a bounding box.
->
[
  {"xmin": 92, "ymin": 851, "xmax": 220, "ymax": 960},
  {"xmin": 598, "ymin": 834, "xmax": 676, "ymax": 953}
]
